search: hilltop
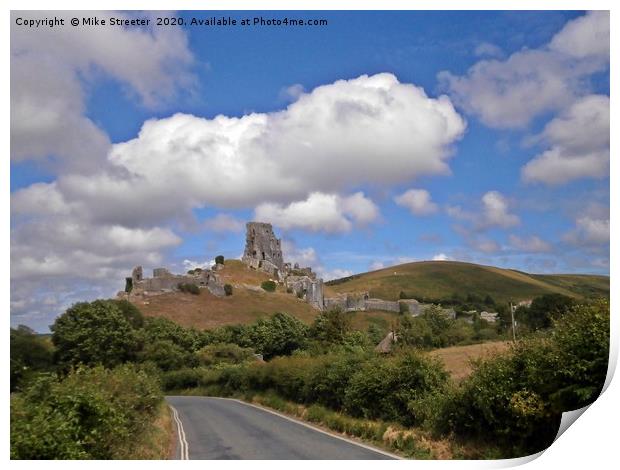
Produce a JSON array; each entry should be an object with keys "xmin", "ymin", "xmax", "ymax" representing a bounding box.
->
[
  {"xmin": 325, "ymin": 260, "xmax": 609, "ymax": 303},
  {"xmin": 131, "ymin": 259, "xmax": 608, "ymax": 331}
]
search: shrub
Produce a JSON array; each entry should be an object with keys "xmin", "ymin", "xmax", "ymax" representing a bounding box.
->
[
  {"xmin": 344, "ymin": 351, "xmax": 448, "ymax": 425},
  {"xmin": 215, "ymin": 255, "xmax": 225, "ymax": 265},
  {"xmin": 11, "ymin": 365, "xmax": 161, "ymax": 459},
  {"xmin": 197, "ymin": 343, "xmax": 255, "ymax": 366},
  {"xmin": 160, "ymin": 368, "xmax": 206, "ymax": 391},
  {"xmin": 51, "ymin": 300, "xmax": 139, "ymax": 370},
  {"xmin": 10, "ymin": 326, "xmax": 55, "ymax": 391},
  {"xmin": 111, "ymin": 299, "xmax": 145, "ymax": 329},
  {"xmin": 224, "ymin": 284, "xmax": 233, "ymax": 296},
  {"xmin": 261, "ymin": 280, "xmax": 277, "ymax": 292},
  {"xmin": 441, "ymin": 300, "xmax": 609, "ymax": 457},
  {"xmin": 243, "ymin": 313, "xmax": 309, "ymax": 359},
  {"xmin": 399, "ymin": 302, "xmax": 410, "ymax": 315},
  {"xmin": 138, "ymin": 339, "xmax": 198, "ymax": 371},
  {"xmin": 310, "ymin": 308, "xmax": 351, "ymax": 344},
  {"xmin": 140, "ymin": 317, "xmax": 205, "ymax": 352},
  {"xmin": 177, "ymin": 283, "xmax": 200, "ymax": 295}
]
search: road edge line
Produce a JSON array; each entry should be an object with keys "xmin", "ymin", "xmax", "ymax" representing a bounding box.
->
[
  {"xmin": 208, "ymin": 396, "xmax": 403, "ymax": 460},
  {"xmin": 169, "ymin": 404, "xmax": 189, "ymax": 460}
]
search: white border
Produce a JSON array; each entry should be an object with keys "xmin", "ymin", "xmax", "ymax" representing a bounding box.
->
[{"xmin": 4, "ymin": 1, "xmax": 617, "ymax": 469}]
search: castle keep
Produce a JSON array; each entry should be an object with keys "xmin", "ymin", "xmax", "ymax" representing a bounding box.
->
[
  {"xmin": 242, "ymin": 222, "xmax": 285, "ymax": 279},
  {"xmin": 241, "ymin": 222, "xmax": 325, "ymax": 310}
]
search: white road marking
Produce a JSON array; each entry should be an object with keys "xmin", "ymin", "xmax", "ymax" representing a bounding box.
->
[
  {"xmin": 170, "ymin": 405, "xmax": 189, "ymax": 460},
  {"xmin": 208, "ymin": 396, "xmax": 403, "ymax": 460}
]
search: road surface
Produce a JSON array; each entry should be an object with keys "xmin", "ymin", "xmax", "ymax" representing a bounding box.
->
[{"xmin": 166, "ymin": 396, "xmax": 397, "ymax": 460}]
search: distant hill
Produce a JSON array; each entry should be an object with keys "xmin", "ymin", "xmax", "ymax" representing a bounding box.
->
[
  {"xmin": 325, "ymin": 261, "xmax": 609, "ymax": 304},
  {"xmin": 132, "ymin": 259, "xmax": 609, "ymax": 331}
]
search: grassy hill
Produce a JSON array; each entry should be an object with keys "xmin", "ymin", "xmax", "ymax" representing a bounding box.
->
[
  {"xmin": 132, "ymin": 259, "xmax": 608, "ymax": 331},
  {"xmin": 132, "ymin": 260, "xmax": 319, "ymax": 330},
  {"xmin": 325, "ymin": 261, "xmax": 609, "ymax": 304}
]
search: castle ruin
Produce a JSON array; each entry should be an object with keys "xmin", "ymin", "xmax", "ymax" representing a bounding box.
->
[
  {"xmin": 241, "ymin": 222, "xmax": 325, "ymax": 310},
  {"xmin": 122, "ymin": 264, "xmax": 225, "ymax": 298},
  {"xmin": 120, "ymin": 220, "xmax": 457, "ymax": 317}
]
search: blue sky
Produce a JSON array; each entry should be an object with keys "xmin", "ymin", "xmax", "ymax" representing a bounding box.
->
[{"xmin": 10, "ymin": 10, "xmax": 610, "ymax": 330}]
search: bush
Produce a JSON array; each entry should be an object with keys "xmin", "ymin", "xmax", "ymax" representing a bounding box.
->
[
  {"xmin": 399, "ymin": 302, "xmax": 410, "ymax": 315},
  {"xmin": 215, "ymin": 255, "xmax": 225, "ymax": 265},
  {"xmin": 111, "ymin": 299, "xmax": 145, "ymax": 329},
  {"xmin": 140, "ymin": 317, "xmax": 205, "ymax": 352},
  {"xmin": 441, "ymin": 300, "xmax": 609, "ymax": 457},
  {"xmin": 344, "ymin": 351, "xmax": 448, "ymax": 425},
  {"xmin": 197, "ymin": 343, "xmax": 255, "ymax": 366},
  {"xmin": 51, "ymin": 300, "xmax": 139, "ymax": 370},
  {"xmin": 224, "ymin": 284, "xmax": 233, "ymax": 296},
  {"xmin": 11, "ymin": 326, "xmax": 54, "ymax": 391},
  {"xmin": 138, "ymin": 339, "xmax": 198, "ymax": 371},
  {"xmin": 261, "ymin": 280, "xmax": 277, "ymax": 292},
  {"xmin": 243, "ymin": 313, "xmax": 309, "ymax": 359},
  {"xmin": 11, "ymin": 365, "xmax": 162, "ymax": 459},
  {"xmin": 177, "ymin": 283, "xmax": 200, "ymax": 295},
  {"xmin": 310, "ymin": 308, "xmax": 351, "ymax": 344}
]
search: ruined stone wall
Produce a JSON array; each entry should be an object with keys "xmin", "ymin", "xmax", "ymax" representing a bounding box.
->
[
  {"xmin": 286, "ymin": 275, "xmax": 324, "ymax": 310},
  {"xmin": 364, "ymin": 299, "xmax": 401, "ymax": 313},
  {"xmin": 130, "ymin": 267, "xmax": 226, "ymax": 297}
]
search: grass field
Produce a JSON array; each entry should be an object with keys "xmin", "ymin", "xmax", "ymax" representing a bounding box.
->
[
  {"xmin": 427, "ymin": 341, "xmax": 512, "ymax": 381},
  {"xmin": 325, "ymin": 261, "xmax": 609, "ymax": 303}
]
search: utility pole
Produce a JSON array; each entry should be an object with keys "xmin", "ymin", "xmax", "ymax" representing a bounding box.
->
[{"xmin": 510, "ymin": 301, "xmax": 516, "ymax": 342}]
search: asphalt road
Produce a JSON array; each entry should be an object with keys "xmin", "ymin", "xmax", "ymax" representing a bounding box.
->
[{"xmin": 166, "ymin": 396, "xmax": 397, "ymax": 460}]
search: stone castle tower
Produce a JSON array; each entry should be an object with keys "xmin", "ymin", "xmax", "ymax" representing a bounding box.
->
[{"xmin": 242, "ymin": 222, "xmax": 285, "ymax": 279}]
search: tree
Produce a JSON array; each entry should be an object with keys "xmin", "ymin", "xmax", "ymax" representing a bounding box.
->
[
  {"xmin": 310, "ymin": 308, "xmax": 351, "ymax": 344},
  {"xmin": 516, "ymin": 294, "xmax": 576, "ymax": 331},
  {"xmin": 215, "ymin": 255, "xmax": 225, "ymax": 265},
  {"xmin": 11, "ymin": 326, "xmax": 54, "ymax": 391},
  {"xmin": 224, "ymin": 284, "xmax": 233, "ymax": 296},
  {"xmin": 111, "ymin": 299, "xmax": 144, "ymax": 329},
  {"xmin": 51, "ymin": 300, "xmax": 139, "ymax": 369},
  {"xmin": 138, "ymin": 340, "xmax": 197, "ymax": 371},
  {"xmin": 244, "ymin": 313, "xmax": 309, "ymax": 359}
]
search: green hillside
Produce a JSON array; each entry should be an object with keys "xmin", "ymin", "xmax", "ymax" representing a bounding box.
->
[{"xmin": 325, "ymin": 261, "xmax": 609, "ymax": 303}]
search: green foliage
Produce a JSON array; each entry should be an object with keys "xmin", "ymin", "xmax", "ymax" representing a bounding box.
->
[
  {"xmin": 111, "ymin": 299, "xmax": 144, "ymax": 329},
  {"xmin": 515, "ymin": 293, "xmax": 576, "ymax": 331},
  {"xmin": 11, "ymin": 326, "xmax": 55, "ymax": 391},
  {"xmin": 261, "ymin": 280, "xmax": 277, "ymax": 292},
  {"xmin": 140, "ymin": 317, "xmax": 205, "ymax": 352},
  {"xmin": 197, "ymin": 343, "xmax": 255, "ymax": 366},
  {"xmin": 124, "ymin": 277, "xmax": 133, "ymax": 293},
  {"xmin": 243, "ymin": 313, "xmax": 309, "ymax": 359},
  {"xmin": 215, "ymin": 255, "xmax": 225, "ymax": 265},
  {"xmin": 439, "ymin": 300, "xmax": 609, "ymax": 457},
  {"xmin": 138, "ymin": 339, "xmax": 198, "ymax": 371},
  {"xmin": 399, "ymin": 301, "xmax": 410, "ymax": 315},
  {"xmin": 177, "ymin": 282, "xmax": 200, "ymax": 295},
  {"xmin": 11, "ymin": 365, "xmax": 161, "ymax": 459},
  {"xmin": 224, "ymin": 283, "xmax": 233, "ymax": 296},
  {"xmin": 343, "ymin": 351, "xmax": 448, "ymax": 425},
  {"xmin": 310, "ymin": 308, "xmax": 351, "ymax": 344},
  {"xmin": 51, "ymin": 300, "xmax": 139, "ymax": 370}
]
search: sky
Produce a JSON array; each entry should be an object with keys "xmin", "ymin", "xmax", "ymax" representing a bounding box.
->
[{"xmin": 10, "ymin": 10, "xmax": 610, "ymax": 331}]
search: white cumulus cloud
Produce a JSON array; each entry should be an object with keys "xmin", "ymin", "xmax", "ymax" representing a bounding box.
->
[
  {"xmin": 521, "ymin": 94, "xmax": 609, "ymax": 185},
  {"xmin": 394, "ymin": 189, "xmax": 438, "ymax": 216},
  {"xmin": 254, "ymin": 192, "xmax": 379, "ymax": 233},
  {"xmin": 438, "ymin": 11, "xmax": 609, "ymax": 129}
]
